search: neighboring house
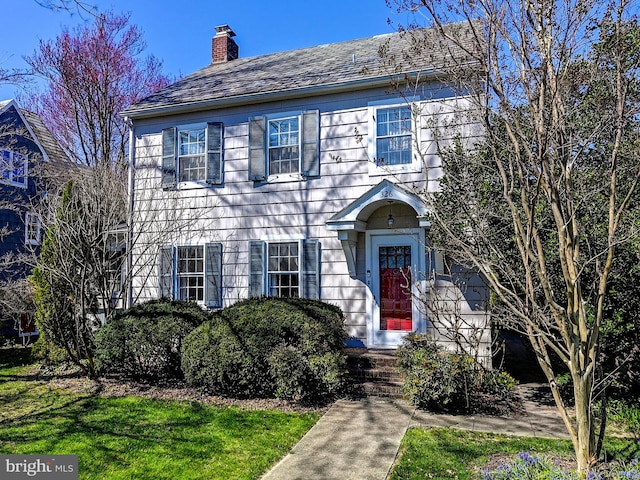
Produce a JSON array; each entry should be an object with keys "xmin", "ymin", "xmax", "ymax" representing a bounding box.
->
[
  {"xmin": 0, "ymin": 99, "xmax": 70, "ymax": 336},
  {"xmin": 123, "ymin": 24, "xmax": 490, "ymax": 358}
]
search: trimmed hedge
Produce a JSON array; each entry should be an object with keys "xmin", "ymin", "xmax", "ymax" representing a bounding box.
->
[
  {"xmin": 181, "ymin": 297, "xmax": 348, "ymax": 401},
  {"xmin": 94, "ymin": 299, "xmax": 209, "ymax": 381}
]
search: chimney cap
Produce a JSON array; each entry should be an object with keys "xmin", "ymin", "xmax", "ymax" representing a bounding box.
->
[{"xmin": 214, "ymin": 25, "xmax": 236, "ymax": 37}]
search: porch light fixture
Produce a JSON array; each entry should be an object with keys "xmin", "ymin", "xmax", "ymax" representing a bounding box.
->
[{"xmin": 387, "ymin": 201, "xmax": 394, "ymax": 228}]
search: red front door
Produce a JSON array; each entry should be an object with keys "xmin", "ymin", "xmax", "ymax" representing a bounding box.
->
[{"xmin": 379, "ymin": 246, "xmax": 413, "ymax": 331}]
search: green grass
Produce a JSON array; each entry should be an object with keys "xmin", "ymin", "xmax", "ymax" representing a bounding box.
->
[
  {"xmin": 389, "ymin": 427, "xmax": 640, "ymax": 480},
  {"xmin": 0, "ymin": 348, "xmax": 319, "ymax": 480}
]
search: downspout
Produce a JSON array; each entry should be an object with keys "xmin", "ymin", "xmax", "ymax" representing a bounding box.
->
[{"xmin": 125, "ymin": 116, "xmax": 135, "ymax": 309}]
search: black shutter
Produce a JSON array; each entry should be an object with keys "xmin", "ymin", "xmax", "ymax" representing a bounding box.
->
[
  {"xmin": 158, "ymin": 246, "xmax": 174, "ymax": 299},
  {"xmin": 248, "ymin": 240, "xmax": 265, "ymax": 297},
  {"xmin": 302, "ymin": 239, "xmax": 320, "ymax": 299},
  {"xmin": 205, "ymin": 243, "xmax": 222, "ymax": 307},
  {"xmin": 206, "ymin": 122, "xmax": 223, "ymax": 185},
  {"xmin": 161, "ymin": 127, "xmax": 177, "ymax": 189},
  {"xmin": 248, "ymin": 116, "xmax": 266, "ymax": 181},
  {"xmin": 301, "ymin": 110, "xmax": 320, "ymax": 178}
]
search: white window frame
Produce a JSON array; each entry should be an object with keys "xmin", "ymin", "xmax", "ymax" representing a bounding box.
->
[
  {"xmin": 1, "ymin": 149, "xmax": 28, "ymax": 188},
  {"xmin": 368, "ymin": 100, "xmax": 421, "ymax": 176},
  {"xmin": 176, "ymin": 245, "xmax": 205, "ymax": 303},
  {"xmin": 25, "ymin": 212, "xmax": 40, "ymax": 246},
  {"xmin": 266, "ymin": 111, "xmax": 302, "ymax": 181},
  {"xmin": 266, "ymin": 240, "xmax": 301, "ymax": 298},
  {"xmin": 177, "ymin": 123, "xmax": 206, "ymax": 185}
]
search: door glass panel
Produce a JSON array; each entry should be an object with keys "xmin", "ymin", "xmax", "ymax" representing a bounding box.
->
[{"xmin": 379, "ymin": 246, "xmax": 412, "ymax": 331}]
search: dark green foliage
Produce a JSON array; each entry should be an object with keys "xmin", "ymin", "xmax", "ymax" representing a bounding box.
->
[
  {"xmin": 397, "ymin": 334, "xmax": 518, "ymax": 414},
  {"xmin": 181, "ymin": 297, "xmax": 348, "ymax": 401},
  {"xmin": 94, "ymin": 299, "xmax": 209, "ymax": 381}
]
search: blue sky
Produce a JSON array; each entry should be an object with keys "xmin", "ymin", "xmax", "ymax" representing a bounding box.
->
[{"xmin": 0, "ymin": 0, "xmax": 415, "ymax": 102}]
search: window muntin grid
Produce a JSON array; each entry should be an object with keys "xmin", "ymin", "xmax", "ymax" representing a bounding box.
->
[
  {"xmin": 177, "ymin": 246, "xmax": 204, "ymax": 302},
  {"xmin": 267, "ymin": 241, "xmax": 299, "ymax": 298},
  {"xmin": 178, "ymin": 128, "xmax": 206, "ymax": 182},
  {"xmin": 268, "ymin": 117, "xmax": 300, "ymax": 175},
  {"xmin": 375, "ymin": 106, "xmax": 412, "ymax": 166}
]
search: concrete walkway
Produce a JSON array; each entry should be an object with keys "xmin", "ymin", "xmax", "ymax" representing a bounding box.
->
[{"xmin": 261, "ymin": 384, "xmax": 567, "ymax": 480}]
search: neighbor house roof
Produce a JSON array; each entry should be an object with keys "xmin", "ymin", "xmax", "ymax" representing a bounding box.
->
[
  {"xmin": 123, "ymin": 22, "xmax": 479, "ymax": 120},
  {"xmin": 21, "ymin": 110, "xmax": 70, "ymax": 166}
]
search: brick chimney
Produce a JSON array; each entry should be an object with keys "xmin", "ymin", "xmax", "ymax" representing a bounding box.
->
[{"xmin": 212, "ymin": 25, "xmax": 238, "ymax": 63}]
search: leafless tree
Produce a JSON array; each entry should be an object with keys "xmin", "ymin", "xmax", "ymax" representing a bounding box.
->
[{"xmin": 383, "ymin": 0, "xmax": 640, "ymax": 471}]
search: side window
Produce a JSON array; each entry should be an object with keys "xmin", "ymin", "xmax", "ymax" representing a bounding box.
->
[
  {"xmin": 1, "ymin": 149, "xmax": 27, "ymax": 188},
  {"xmin": 157, "ymin": 243, "xmax": 222, "ymax": 308},
  {"xmin": 368, "ymin": 102, "xmax": 420, "ymax": 175},
  {"xmin": 161, "ymin": 122, "xmax": 223, "ymax": 189},
  {"xmin": 248, "ymin": 239, "xmax": 319, "ymax": 299},
  {"xmin": 25, "ymin": 212, "xmax": 40, "ymax": 246},
  {"xmin": 248, "ymin": 110, "xmax": 319, "ymax": 181}
]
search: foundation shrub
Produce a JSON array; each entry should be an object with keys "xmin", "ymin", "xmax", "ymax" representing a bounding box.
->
[
  {"xmin": 397, "ymin": 333, "xmax": 518, "ymax": 413},
  {"xmin": 181, "ymin": 297, "xmax": 348, "ymax": 400},
  {"xmin": 94, "ymin": 299, "xmax": 209, "ymax": 381}
]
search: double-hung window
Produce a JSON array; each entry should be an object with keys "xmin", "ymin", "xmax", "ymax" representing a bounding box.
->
[
  {"xmin": 161, "ymin": 122, "xmax": 223, "ymax": 188},
  {"xmin": 1, "ymin": 149, "xmax": 27, "ymax": 188},
  {"xmin": 25, "ymin": 212, "xmax": 40, "ymax": 246},
  {"xmin": 249, "ymin": 239, "xmax": 320, "ymax": 299},
  {"xmin": 369, "ymin": 102, "xmax": 421, "ymax": 174},
  {"xmin": 177, "ymin": 246, "xmax": 204, "ymax": 302},
  {"xmin": 158, "ymin": 243, "xmax": 223, "ymax": 308},
  {"xmin": 268, "ymin": 117, "xmax": 299, "ymax": 175},
  {"xmin": 248, "ymin": 110, "xmax": 320, "ymax": 181},
  {"xmin": 178, "ymin": 128, "xmax": 206, "ymax": 182}
]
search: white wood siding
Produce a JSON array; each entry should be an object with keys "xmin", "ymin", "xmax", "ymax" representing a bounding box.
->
[{"xmin": 129, "ymin": 85, "xmax": 482, "ymax": 343}]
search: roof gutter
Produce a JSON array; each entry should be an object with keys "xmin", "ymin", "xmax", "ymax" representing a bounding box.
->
[{"xmin": 121, "ymin": 69, "xmax": 441, "ymax": 120}]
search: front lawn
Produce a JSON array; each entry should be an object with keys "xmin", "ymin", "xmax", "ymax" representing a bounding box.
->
[
  {"xmin": 0, "ymin": 348, "xmax": 319, "ymax": 480},
  {"xmin": 389, "ymin": 427, "xmax": 640, "ymax": 479}
]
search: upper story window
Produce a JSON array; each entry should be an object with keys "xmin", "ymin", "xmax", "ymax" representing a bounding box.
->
[
  {"xmin": 1, "ymin": 149, "xmax": 27, "ymax": 188},
  {"xmin": 248, "ymin": 110, "xmax": 320, "ymax": 182},
  {"xmin": 178, "ymin": 128, "xmax": 206, "ymax": 182},
  {"xmin": 25, "ymin": 212, "xmax": 40, "ymax": 245},
  {"xmin": 161, "ymin": 122, "xmax": 223, "ymax": 189},
  {"xmin": 269, "ymin": 117, "xmax": 299, "ymax": 175},
  {"xmin": 376, "ymin": 106, "xmax": 412, "ymax": 166},
  {"xmin": 369, "ymin": 101, "xmax": 421, "ymax": 175}
]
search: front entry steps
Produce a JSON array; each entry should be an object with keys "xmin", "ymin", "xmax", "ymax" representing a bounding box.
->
[{"xmin": 345, "ymin": 348, "xmax": 405, "ymax": 398}]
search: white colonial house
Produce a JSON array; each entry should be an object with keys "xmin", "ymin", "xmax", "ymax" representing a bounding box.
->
[{"xmin": 122, "ymin": 24, "xmax": 490, "ymax": 358}]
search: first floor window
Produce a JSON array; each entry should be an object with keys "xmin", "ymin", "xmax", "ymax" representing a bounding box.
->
[
  {"xmin": 158, "ymin": 243, "xmax": 222, "ymax": 307},
  {"xmin": 177, "ymin": 246, "xmax": 204, "ymax": 302},
  {"xmin": 249, "ymin": 239, "xmax": 319, "ymax": 299},
  {"xmin": 267, "ymin": 242, "xmax": 300, "ymax": 297},
  {"xmin": 25, "ymin": 212, "xmax": 40, "ymax": 245},
  {"xmin": 1, "ymin": 149, "xmax": 27, "ymax": 187},
  {"xmin": 375, "ymin": 106, "xmax": 412, "ymax": 166}
]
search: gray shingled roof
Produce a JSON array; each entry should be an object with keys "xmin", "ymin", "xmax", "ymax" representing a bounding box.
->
[
  {"xmin": 123, "ymin": 22, "xmax": 478, "ymax": 119},
  {"xmin": 21, "ymin": 109, "xmax": 70, "ymax": 166}
]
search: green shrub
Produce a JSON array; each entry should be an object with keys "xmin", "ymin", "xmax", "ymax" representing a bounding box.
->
[
  {"xmin": 397, "ymin": 333, "xmax": 517, "ymax": 413},
  {"xmin": 94, "ymin": 299, "xmax": 209, "ymax": 381},
  {"xmin": 181, "ymin": 297, "xmax": 348, "ymax": 401}
]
